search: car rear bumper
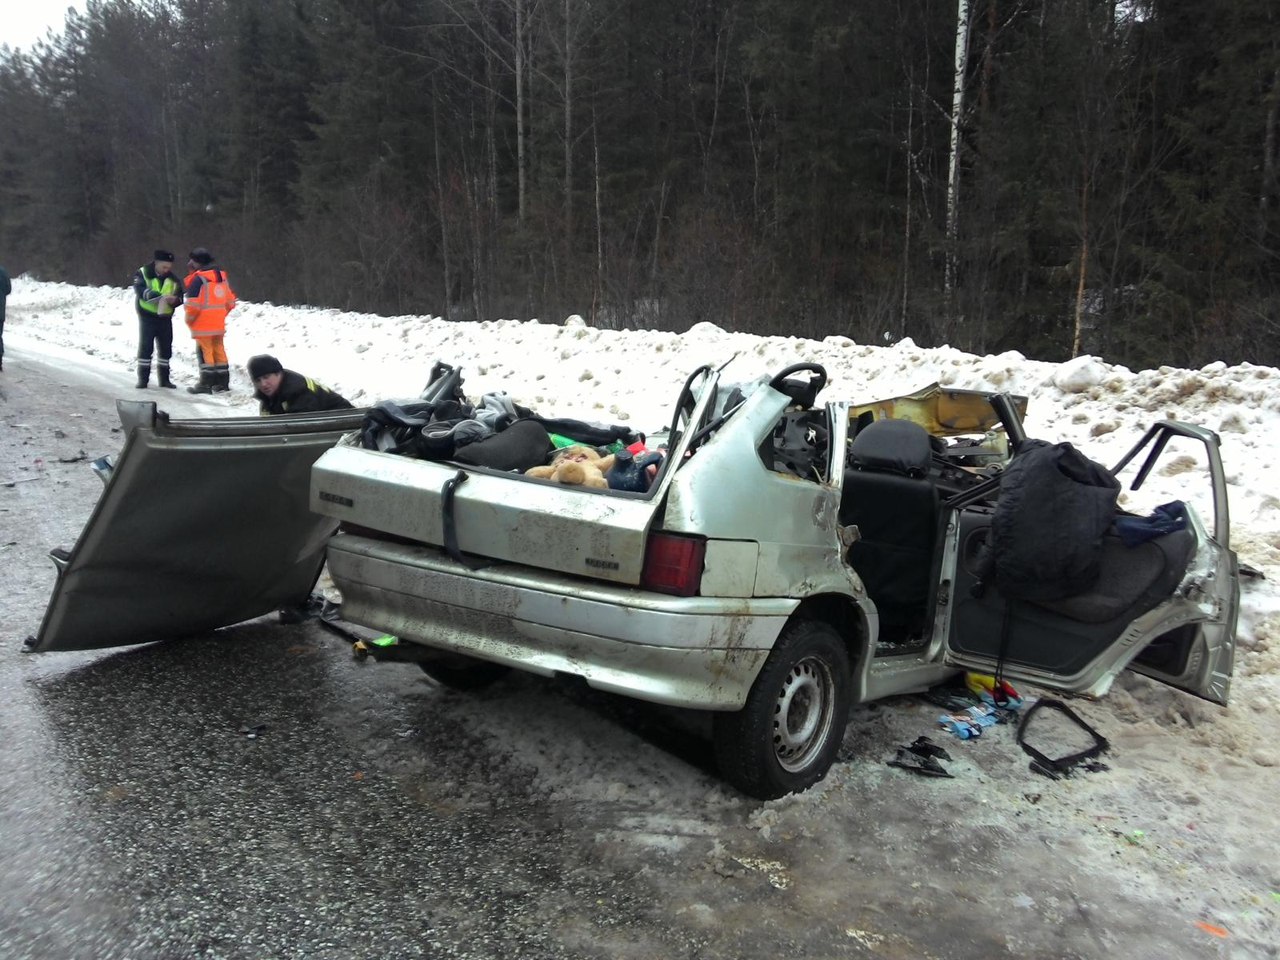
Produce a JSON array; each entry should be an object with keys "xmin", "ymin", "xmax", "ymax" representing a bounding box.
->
[{"xmin": 326, "ymin": 532, "xmax": 795, "ymax": 709}]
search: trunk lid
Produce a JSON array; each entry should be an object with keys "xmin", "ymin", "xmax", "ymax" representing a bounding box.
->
[{"xmin": 31, "ymin": 401, "xmax": 369, "ymax": 652}]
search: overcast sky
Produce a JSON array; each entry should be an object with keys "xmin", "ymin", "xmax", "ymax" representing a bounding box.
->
[{"xmin": 1, "ymin": 2, "xmax": 85, "ymax": 52}]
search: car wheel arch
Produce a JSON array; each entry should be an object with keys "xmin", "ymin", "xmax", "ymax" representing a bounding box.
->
[{"xmin": 789, "ymin": 593, "xmax": 871, "ymax": 691}]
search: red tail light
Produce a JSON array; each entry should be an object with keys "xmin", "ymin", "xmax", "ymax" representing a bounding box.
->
[{"xmin": 642, "ymin": 532, "xmax": 706, "ymax": 597}]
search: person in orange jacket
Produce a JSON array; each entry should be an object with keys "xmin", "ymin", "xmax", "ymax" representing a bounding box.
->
[{"xmin": 183, "ymin": 247, "xmax": 238, "ymax": 394}]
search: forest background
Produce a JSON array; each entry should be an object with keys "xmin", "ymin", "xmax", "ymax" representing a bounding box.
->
[{"xmin": 1, "ymin": 0, "xmax": 1278, "ymax": 370}]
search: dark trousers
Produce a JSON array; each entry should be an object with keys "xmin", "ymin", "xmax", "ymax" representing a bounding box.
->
[
  {"xmin": 137, "ymin": 314, "xmax": 173, "ymax": 381},
  {"xmin": 1, "ymin": 303, "xmax": 6, "ymax": 364}
]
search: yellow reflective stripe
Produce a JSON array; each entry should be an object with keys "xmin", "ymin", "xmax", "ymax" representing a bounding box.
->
[{"xmin": 139, "ymin": 270, "xmax": 178, "ymax": 312}]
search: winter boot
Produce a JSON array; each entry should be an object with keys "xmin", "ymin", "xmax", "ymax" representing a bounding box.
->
[
  {"xmin": 210, "ymin": 367, "xmax": 230, "ymax": 393},
  {"xmin": 136, "ymin": 361, "xmax": 151, "ymax": 389},
  {"xmin": 157, "ymin": 362, "xmax": 176, "ymax": 389},
  {"xmin": 188, "ymin": 347, "xmax": 213, "ymax": 393}
]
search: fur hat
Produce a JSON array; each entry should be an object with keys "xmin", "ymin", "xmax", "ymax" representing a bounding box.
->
[
  {"xmin": 154, "ymin": 249, "xmax": 174, "ymax": 263},
  {"xmin": 188, "ymin": 248, "xmax": 215, "ymax": 266},
  {"xmin": 247, "ymin": 354, "xmax": 284, "ymax": 380}
]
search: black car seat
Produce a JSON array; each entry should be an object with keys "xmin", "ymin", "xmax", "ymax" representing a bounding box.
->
[{"xmin": 840, "ymin": 418, "xmax": 940, "ymax": 640}]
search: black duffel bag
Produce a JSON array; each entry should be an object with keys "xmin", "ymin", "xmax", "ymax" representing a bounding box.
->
[{"xmin": 982, "ymin": 439, "xmax": 1121, "ymax": 601}]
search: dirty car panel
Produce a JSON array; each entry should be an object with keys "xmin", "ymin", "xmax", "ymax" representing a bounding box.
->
[
  {"xmin": 938, "ymin": 420, "xmax": 1239, "ymax": 705},
  {"xmin": 30, "ymin": 400, "xmax": 368, "ymax": 652}
]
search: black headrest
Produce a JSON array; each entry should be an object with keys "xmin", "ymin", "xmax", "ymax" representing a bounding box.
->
[{"xmin": 848, "ymin": 418, "xmax": 932, "ymax": 478}]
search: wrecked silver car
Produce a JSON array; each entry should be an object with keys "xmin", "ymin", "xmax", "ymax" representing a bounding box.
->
[
  {"xmin": 307, "ymin": 363, "xmax": 1240, "ymax": 798},
  {"xmin": 31, "ymin": 365, "xmax": 1239, "ymax": 800}
]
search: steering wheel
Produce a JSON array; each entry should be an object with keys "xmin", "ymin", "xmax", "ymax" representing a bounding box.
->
[{"xmin": 768, "ymin": 363, "xmax": 828, "ymax": 408}]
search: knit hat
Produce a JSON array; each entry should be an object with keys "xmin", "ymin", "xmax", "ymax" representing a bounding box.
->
[
  {"xmin": 154, "ymin": 249, "xmax": 175, "ymax": 263},
  {"xmin": 247, "ymin": 354, "xmax": 283, "ymax": 380},
  {"xmin": 188, "ymin": 247, "xmax": 214, "ymax": 266}
]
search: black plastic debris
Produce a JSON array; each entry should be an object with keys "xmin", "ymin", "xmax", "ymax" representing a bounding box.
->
[
  {"xmin": 887, "ymin": 736, "xmax": 956, "ymax": 778},
  {"xmin": 1017, "ymin": 698, "xmax": 1109, "ymax": 779},
  {"xmin": 907, "ymin": 735, "xmax": 953, "ymax": 762},
  {"xmin": 888, "ymin": 748, "xmax": 953, "ymax": 778}
]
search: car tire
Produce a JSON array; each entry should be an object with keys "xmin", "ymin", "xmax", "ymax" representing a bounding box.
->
[
  {"xmin": 712, "ymin": 620, "xmax": 851, "ymax": 800},
  {"xmin": 417, "ymin": 655, "xmax": 511, "ymax": 691}
]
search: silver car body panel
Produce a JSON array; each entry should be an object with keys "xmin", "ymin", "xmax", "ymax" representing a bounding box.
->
[
  {"xmin": 31, "ymin": 401, "xmax": 368, "ymax": 652},
  {"xmin": 936, "ymin": 500, "xmax": 1238, "ymax": 703},
  {"xmin": 325, "ymin": 533, "xmax": 785, "ymax": 708},
  {"xmin": 310, "ymin": 375, "xmax": 719, "ymax": 586},
  {"xmin": 934, "ymin": 417, "xmax": 1238, "ymax": 705},
  {"xmin": 661, "ymin": 394, "xmax": 861, "ymax": 601}
]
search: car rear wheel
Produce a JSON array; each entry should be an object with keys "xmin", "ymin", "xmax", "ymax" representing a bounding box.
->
[
  {"xmin": 417, "ymin": 654, "xmax": 511, "ymax": 691},
  {"xmin": 712, "ymin": 620, "xmax": 851, "ymax": 800}
]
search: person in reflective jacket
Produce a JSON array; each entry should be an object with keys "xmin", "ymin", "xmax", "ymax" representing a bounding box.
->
[
  {"xmin": 247, "ymin": 354, "xmax": 353, "ymax": 415},
  {"xmin": 132, "ymin": 249, "xmax": 184, "ymax": 388},
  {"xmin": 183, "ymin": 247, "xmax": 237, "ymax": 394},
  {"xmin": 0, "ymin": 261, "xmax": 9, "ymax": 371}
]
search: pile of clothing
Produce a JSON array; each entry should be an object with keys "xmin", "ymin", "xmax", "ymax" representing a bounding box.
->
[{"xmin": 357, "ymin": 362, "xmax": 648, "ymax": 482}]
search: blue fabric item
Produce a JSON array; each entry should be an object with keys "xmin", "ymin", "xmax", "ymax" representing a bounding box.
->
[
  {"xmin": 1114, "ymin": 500, "xmax": 1188, "ymax": 547},
  {"xmin": 938, "ymin": 704, "xmax": 1003, "ymax": 740}
]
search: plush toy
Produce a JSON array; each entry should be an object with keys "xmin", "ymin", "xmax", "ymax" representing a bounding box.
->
[{"xmin": 525, "ymin": 445, "xmax": 617, "ymax": 489}]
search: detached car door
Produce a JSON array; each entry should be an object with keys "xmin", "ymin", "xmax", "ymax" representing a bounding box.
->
[
  {"xmin": 29, "ymin": 400, "xmax": 368, "ymax": 652},
  {"xmin": 940, "ymin": 421, "xmax": 1239, "ymax": 705}
]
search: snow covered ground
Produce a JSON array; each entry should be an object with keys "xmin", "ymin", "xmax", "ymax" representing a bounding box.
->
[{"xmin": 4, "ymin": 277, "xmax": 1279, "ymax": 953}]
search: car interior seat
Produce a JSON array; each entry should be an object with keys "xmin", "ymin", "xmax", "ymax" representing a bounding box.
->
[{"xmin": 840, "ymin": 418, "xmax": 940, "ymax": 641}]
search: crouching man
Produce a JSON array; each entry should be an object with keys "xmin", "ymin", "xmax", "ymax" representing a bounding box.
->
[{"xmin": 247, "ymin": 354, "xmax": 353, "ymax": 415}]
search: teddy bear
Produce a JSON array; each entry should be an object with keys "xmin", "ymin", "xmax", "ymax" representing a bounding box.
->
[{"xmin": 525, "ymin": 445, "xmax": 617, "ymax": 488}]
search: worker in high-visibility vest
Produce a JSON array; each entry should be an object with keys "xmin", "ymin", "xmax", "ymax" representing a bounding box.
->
[
  {"xmin": 0, "ymin": 261, "xmax": 9, "ymax": 372},
  {"xmin": 132, "ymin": 249, "xmax": 183, "ymax": 389},
  {"xmin": 247, "ymin": 354, "xmax": 353, "ymax": 415},
  {"xmin": 183, "ymin": 247, "xmax": 238, "ymax": 394}
]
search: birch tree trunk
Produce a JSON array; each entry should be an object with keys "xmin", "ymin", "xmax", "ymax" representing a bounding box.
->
[
  {"xmin": 1073, "ymin": 171, "xmax": 1089, "ymax": 358},
  {"xmin": 944, "ymin": 0, "xmax": 972, "ymax": 304}
]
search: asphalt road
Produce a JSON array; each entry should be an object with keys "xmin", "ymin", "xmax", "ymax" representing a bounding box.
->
[{"xmin": 0, "ymin": 343, "xmax": 1268, "ymax": 960}]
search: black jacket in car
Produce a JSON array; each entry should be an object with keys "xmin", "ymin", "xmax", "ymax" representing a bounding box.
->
[{"xmin": 256, "ymin": 370, "xmax": 353, "ymax": 416}]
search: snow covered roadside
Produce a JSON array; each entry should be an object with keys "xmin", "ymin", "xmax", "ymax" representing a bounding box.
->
[{"xmin": 4, "ymin": 278, "xmax": 1279, "ymax": 953}]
